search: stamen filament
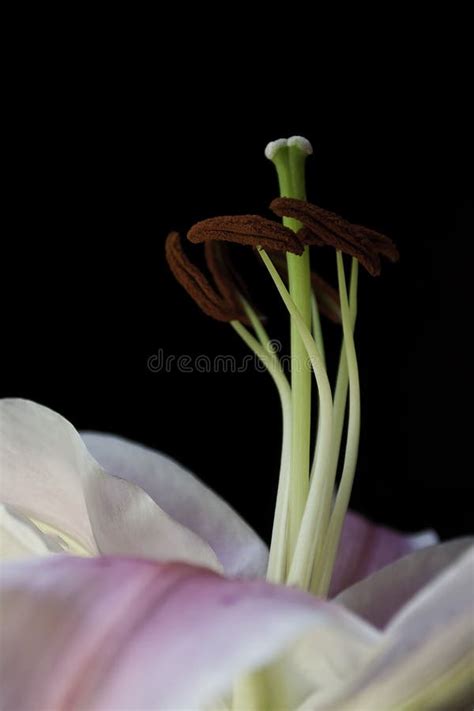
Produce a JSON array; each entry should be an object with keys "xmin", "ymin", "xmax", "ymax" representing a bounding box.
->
[
  {"xmin": 310, "ymin": 258, "xmax": 358, "ymax": 593},
  {"xmin": 311, "ymin": 291, "xmax": 326, "ymax": 367},
  {"xmin": 316, "ymin": 256, "xmax": 361, "ymax": 596},
  {"xmin": 230, "ymin": 316, "xmax": 292, "ymax": 584},
  {"xmin": 258, "ymin": 249, "xmax": 334, "ymax": 590},
  {"xmin": 309, "ymin": 290, "xmax": 326, "ymax": 489},
  {"xmin": 239, "ymin": 297, "xmax": 275, "ymax": 357},
  {"xmin": 329, "ymin": 256, "xmax": 359, "ymax": 476}
]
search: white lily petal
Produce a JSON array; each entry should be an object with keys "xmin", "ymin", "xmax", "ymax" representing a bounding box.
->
[
  {"xmin": 329, "ymin": 511, "xmax": 438, "ymax": 597},
  {"xmin": 82, "ymin": 432, "xmax": 268, "ymax": 577},
  {"xmin": 336, "ymin": 537, "xmax": 473, "ymax": 628},
  {"xmin": 299, "ymin": 546, "xmax": 474, "ymax": 710},
  {"xmin": 1, "ymin": 399, "xmax": 96, "ymax": 552},
  {"xmin": 0, "ymin": 399, "xmax": 221, "ymax": 571}
]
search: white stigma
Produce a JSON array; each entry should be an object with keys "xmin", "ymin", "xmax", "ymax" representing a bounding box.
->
[
  {"xmin": 288, "ymin": 135, "xmax": 313, "ymax": 155},
  {"xmin": 265, "ymin": 136, "xmax": 313, "ymax": 160},
  {"xmin": 264, "ymin": 138, "xmax": 289, "ymax": 160}
]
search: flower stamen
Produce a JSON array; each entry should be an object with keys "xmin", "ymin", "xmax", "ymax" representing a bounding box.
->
[
  {"xmin": 165, "ymin": 232, "xmax": 246, "ymax": 322},
  {"xmin": 269, "ymin": 252, "xmax": 342, "ymax": 324},
  {"xmin": 270, "ymin": 197, "xmax": 399, "ymax": 276},
  {"xmin": 203, "ymin": 242, "xmax": 243, "ymax": 313},
  {"xmin": 188, "ymin": 215, "xmax": 304, "ymax": 255}
]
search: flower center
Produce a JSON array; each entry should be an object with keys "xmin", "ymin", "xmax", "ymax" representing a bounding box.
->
[
  {"xmin": 0, "ymin": 504, "xmax": 91, "ymax": 559},
  {"xmin": 165, "ymin": 135, "xmax": 399, "ymax": 710}
]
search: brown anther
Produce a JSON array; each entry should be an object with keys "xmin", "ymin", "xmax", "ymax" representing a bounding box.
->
[
  {"xmin": 269, "ymin": 252, "xmax": 342, "ymax": 324},
  {"xmin": 204, "ymin": 241, "xmax": 249, "ymax": 316},
  {"xmin": 165, "ymin": 232, "xmax": 246, "ymax": 323},
  {"xmin": 270, "ymin": 198, "xmax": 399, "ymax": 277},
  {"xmin": 188, "ymin": 215, "xmax": 304, "ymax": 255}
]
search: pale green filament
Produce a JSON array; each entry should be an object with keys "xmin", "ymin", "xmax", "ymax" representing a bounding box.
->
[
  {"xmin": 311, "ymin": 291, "xmax": 326, "ymax": 367},
  {"xmin": 240, "ymin": 297, "xmax": 274, "ymax": 356},
  {"xmin": 309, "ymin": 258, "xmax": 358, "ymax": 593},
  {"xmin": 309, "ymin": 291, "xmax": 326, "ymax": 490},
  {"xmin": 331, "ymin": 259, "xmax": 358, "ymax": 473},
  {"xmin": 267, "ymin": 408, "xmax": 292, "ymax": 583},
  {"xmin": 230, "ymin": 313, "xmax": 292, "ymax": 584},
  {"xmin": 258, "ymin": 249, "xmax": 334, "ymax": 591},
  {"xmin": 329, "ymin": 349, "xmax": 350, "ymax": 477},
  {"xmin": 271, "ymin": 146, "xmax": 312, "ymax": 561},
  {"xmin": 316, "ymin": 256, "xmax": 360, "ymax": 596}
]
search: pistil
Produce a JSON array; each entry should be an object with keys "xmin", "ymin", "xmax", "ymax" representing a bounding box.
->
[{"xmin": 266, "ymin": 138, "xmax": 313, "ymax": 564}]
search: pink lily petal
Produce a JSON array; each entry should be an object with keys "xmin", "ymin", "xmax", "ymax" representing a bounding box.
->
[
  {"xmin": 0, "ymin": 556, "xmax": 379, "ymax": 710},
  {"xmin": 300, "ymin": 545, "xmax": 474, "ymax": 710},
  {"xmin": 336, "ymin": 536, "xmax": 473, "ymax": 628},
  {"xmin": 329, "ymin": 510, "xmax": 438, "ymax": 597},
  {"xmin": 82, "ymin": 431, "xmax": 268, "ymax": 577},
  {"xmin": 0, "ymin": 399, "xmax": 220, "ymax": 570}
]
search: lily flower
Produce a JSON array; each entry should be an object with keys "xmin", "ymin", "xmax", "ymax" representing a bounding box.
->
[
  {"xmin": 1, "ymin": 136, "xmax": 473, "ymax": 710},
  {"xmin": 1, "ymin": 399, "xmax": 472, "ymax": 709}
]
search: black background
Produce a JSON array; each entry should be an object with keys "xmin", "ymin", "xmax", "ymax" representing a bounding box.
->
[{"xmin": 3, "ymin": 26, "xmax": 472, "ymax": 547}]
